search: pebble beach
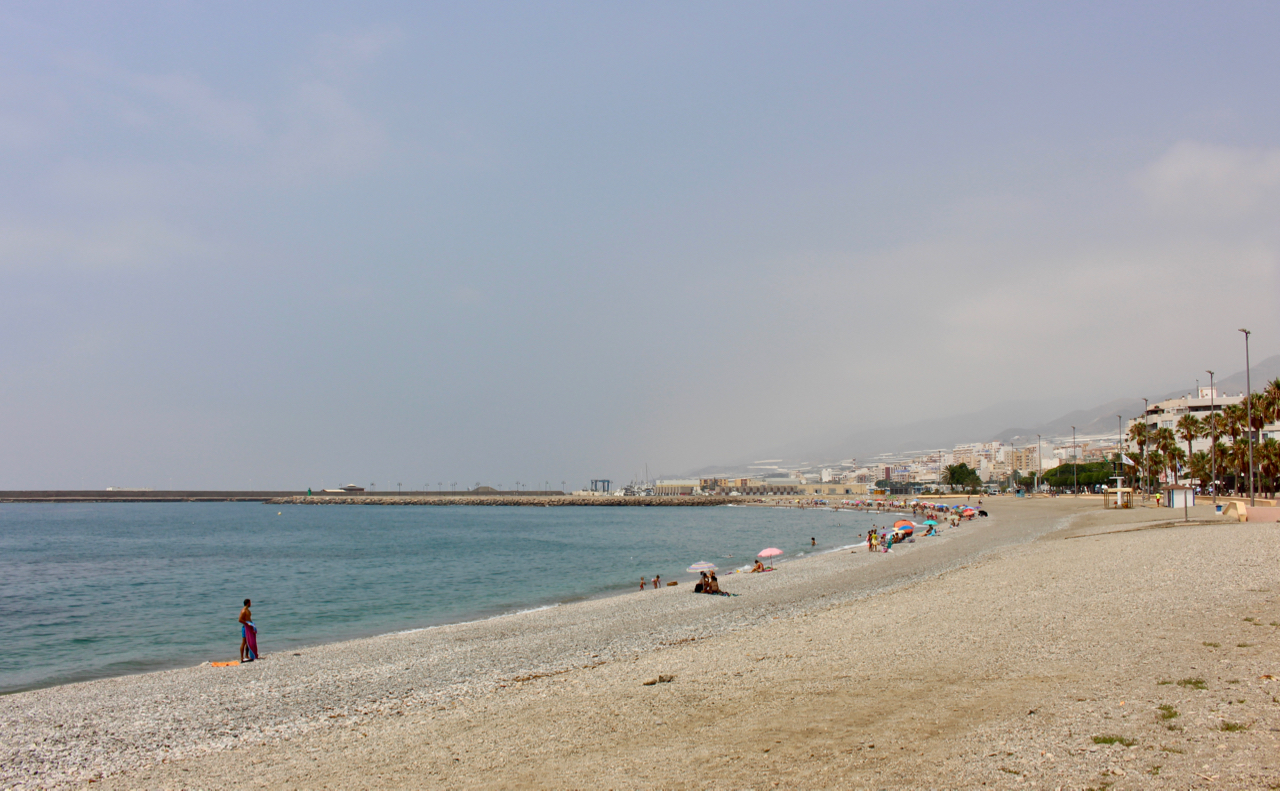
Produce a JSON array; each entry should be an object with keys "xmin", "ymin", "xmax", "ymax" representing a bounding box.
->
[{"xmin": 3, "ymin": 497, "xmax": 1278, "ymax": 789}]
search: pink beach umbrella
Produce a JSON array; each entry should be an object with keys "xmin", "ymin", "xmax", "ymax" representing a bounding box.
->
[{"xmin": 757, "ymin": 547, "xmax": 783, "ymax": 569}]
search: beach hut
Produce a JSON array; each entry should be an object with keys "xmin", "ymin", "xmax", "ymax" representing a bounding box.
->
[{"xmin": 1161, "ymin": 484, "xmax": 1194, "ymax": 509}]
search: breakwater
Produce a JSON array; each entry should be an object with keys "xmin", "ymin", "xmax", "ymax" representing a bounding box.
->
[
  {"xmin": 268, "ymin": 495, "xmax": 759, "ymax": 507},
  {"xmin": 0, "ymin": 490, "xmax": 304, "ymax": 503}
]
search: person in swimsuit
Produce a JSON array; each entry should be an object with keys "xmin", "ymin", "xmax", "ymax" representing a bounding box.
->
[
  {"xmin": 751, "ymin": 560, "xmax": 765, "ymax": 572},
  {"xmin": 653, "ymin": 574, "xmax": 660, "ymax": 588},
  {"xmin": 640, "ymin": 577, "xmax": 647, "ymax": 591},
  {"xmin": 239, "ymin": 599, "xmax": 253, "ymax": 662}
]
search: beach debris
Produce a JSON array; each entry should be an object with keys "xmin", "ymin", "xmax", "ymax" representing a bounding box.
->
[
  {"xmin": 667, "ymin": 581, "xmax": 678, "ymax": 586},
  {"xmin": 642, "ymin": 674, "xmax": 675, "ymax": 686}
]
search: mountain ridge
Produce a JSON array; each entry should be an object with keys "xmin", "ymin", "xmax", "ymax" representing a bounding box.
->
[{"xmin": 675, "ymin": 354, "xmax": 1280, "ymax": 478}]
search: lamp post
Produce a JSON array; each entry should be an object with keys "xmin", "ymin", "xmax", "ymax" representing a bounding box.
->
[
  {"xmin": 1240, "ymin": 329, "xmax": 1255, "ymax": 506},
  {"xmin": 1072, "ymin": 426, "xmax": 1077, "ymax": 496},
  {"xmin": 1206, "ymin": 370, "xmax": 1216, "ymax": 505},
  {"xmin": 1142, "ymin": 397, "xmax": 1149, "ymax": 500},
  {"xmin": 1116, "ymin": 415, "xmax": 1123, "ymax": 488},
  {"xmin": 1036, "ymin": 434, "xmax": 1041, "ymax": 493}
]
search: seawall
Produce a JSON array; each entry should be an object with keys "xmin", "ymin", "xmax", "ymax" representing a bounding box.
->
[{"xmin": 268, "ymin": 495, "xmax": 760, "ymax": 507}]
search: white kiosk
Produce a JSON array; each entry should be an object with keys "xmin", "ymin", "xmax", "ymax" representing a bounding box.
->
[{"xmin": 1162, "ymin": 484, "xmax": 1194, "ymax": 509}]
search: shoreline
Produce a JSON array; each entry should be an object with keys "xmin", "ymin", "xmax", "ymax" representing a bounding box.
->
[
  {"xmin": 5, "ymin": 499, "xmax": 1243, "ymax": 789},
  {"xmin": 0, "ymin": 498, "xmax": 1084, "ymax": 787},
  {"xmin": 0, "ymin": 504, "xmax": 889, "ymax": 697}
]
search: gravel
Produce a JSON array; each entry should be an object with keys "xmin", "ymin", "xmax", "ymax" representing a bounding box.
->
[{"xmin": 9, "ymin": 498, "xmax": 1271, "ymax": 790}]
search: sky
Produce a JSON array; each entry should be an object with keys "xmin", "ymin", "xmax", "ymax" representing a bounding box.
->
[{"xmin": 1, "ymin": 2, "xmax": 1278, "ymax": 490}]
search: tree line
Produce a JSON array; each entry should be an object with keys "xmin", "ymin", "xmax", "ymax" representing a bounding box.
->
[{"xmin": 1125, "ymin": 377, "xmax": 1280, "ymax": 497}]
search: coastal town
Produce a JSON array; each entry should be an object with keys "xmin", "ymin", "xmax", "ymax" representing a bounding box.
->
[{"xmin": 651, "ymin": 381, "xmax": 1280, "ymax": 498}]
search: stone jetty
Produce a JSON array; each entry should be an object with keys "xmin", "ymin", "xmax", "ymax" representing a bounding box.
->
[{"xmin": 267, "ymin": 495, "xmax": 759, "ymax": 507}]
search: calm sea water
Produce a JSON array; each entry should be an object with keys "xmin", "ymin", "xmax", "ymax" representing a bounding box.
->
[{"xmin": 0, "ymin": 502, "xmax": 883, "ymax": 693}]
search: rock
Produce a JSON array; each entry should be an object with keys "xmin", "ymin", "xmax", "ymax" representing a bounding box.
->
[
  {"xmin": 658, "ymin": 675, "xmax": 675, "ymax": 683},
  {"xmin": 643, "ymin": 679, "xmax": 657, "ymax": 686}
]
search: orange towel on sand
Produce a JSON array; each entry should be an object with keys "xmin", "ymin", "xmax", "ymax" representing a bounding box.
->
[{"xmin": 210, "ymin": 661, "xmax": 240, "ymax": 667}]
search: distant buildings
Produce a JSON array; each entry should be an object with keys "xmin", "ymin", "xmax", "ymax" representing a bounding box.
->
[{"xmin": 1127, "ymin": 387, "xmax": 1247, "ymax": 455}]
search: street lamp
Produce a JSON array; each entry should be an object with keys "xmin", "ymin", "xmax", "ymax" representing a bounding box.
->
[
  {"xmin": 1072, "ymin": 426, "xmax": 1077, "ymax": 496},
  {"xmin": 1142, "ymin": 397, "xmax": 1149, "ymax": 500},
  {"xmin": 1116, "ymin": 415, "xmax": 1123, "ymax": 488},
  {"xmin": 1206, "ymin": 370, "xmax": 1216, "ymax": 505},
  {"xmin": 1036, "ymin": 434, "xmax": 1041, "ymax": 493},
  {"xmin": 1240, "ymin": 329, "xmax": 1255, "ymax": 506}
]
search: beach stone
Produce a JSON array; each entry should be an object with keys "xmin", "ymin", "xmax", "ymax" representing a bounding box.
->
[{"xmin": 657, "ymin": 675, "xmax": 675, "ymax": 683}]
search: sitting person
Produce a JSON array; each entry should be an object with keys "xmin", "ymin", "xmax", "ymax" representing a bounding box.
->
[{"xmin": 751, "ymin": 560, "xmax": 765, "ymax": 572}]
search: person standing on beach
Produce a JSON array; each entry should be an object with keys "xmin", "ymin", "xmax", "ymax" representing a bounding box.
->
[
  {"xmin": 640, "ymin": 577, "xmax": 647, "ymax": 591},
  {"xmin": 239, "ymin": 599, "xmax": 254, "ymax": 662},
  {"xmin": 653, "ymin": 574, "xmax": 660, "ymax": 588}
]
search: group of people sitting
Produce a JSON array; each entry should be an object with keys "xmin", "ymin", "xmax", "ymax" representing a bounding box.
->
[{"xmin": 693, "ymin": 570, "xmax": 729, "ymax": 595}]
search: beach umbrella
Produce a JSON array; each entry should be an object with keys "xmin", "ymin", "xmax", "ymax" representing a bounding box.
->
[
  {"xmin": 687, "ymin": 561, "xmax": 718, "ymax": 573},
  {"xmin": 893, "ymin": 519, "xmax": 914, "ymax": 529},
  {"xmin": 923, "ymin": 520, "xmax": 937, "ymax": 526},
  {"xmin": 757, "ymin": 547, "xmax": 783, "ymax": 569}
]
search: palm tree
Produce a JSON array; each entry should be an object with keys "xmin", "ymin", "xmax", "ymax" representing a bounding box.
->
[
  {"xmin": 1203, "ymin": 412, "xmax": 1226, "ymax": 499},
  {"xmin": 1153, "ymin": 427, "xmax": 1179, "ymax": 486},
  {"xmin": 1128, "ymin": 421, "xmax": 1151, "ymax": 456},
  {"xmin": 1258, "ymin": 437, "xmax": 1280, "ymax": 497},
  {"xmin": 1167, "ymin": 445, "xmax": 1187, "ymax": 487},
  {"xmin": 940, "ymin": 465, "xmax": 957, "ymax": 491},
  {"xmin": 1230, "ymin": 442, "xmax": 1251, "ymax": 496},
  {"xmin": 1189, "ymin": 450, "xmax": 1212, "ymax": 489},
  {"xmin": 1223, "ymin": 404, "xmax": 1245, "ymax": 446},
  {"xmin": 1145, "ymin": 450, "xmax": 1164, "ymax": 492},
  {"xmin": 1263, "ymin": 377, "xmax": 1280, "ymax": 425},
  {"xmin": 1175, "ymin": 414, "xmax": 1203, "ymax": 472},
  {"xmin": 1248, "ymin": 392, "xmax": 1268, "ymax": 435}
]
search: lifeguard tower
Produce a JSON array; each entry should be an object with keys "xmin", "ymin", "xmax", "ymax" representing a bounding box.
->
[{"xmin": 1103, "ymin": 476, "xmax": 1132, "ymax": 509}]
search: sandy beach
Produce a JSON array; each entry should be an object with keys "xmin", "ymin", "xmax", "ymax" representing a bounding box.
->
[{"xmin": 4, "ymin": 497, "xmax": 1278, "ymax": 790}]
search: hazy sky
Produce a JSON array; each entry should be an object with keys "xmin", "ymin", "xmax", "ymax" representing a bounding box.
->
[{"xmin": 2, "ymin": 2, "xmax": 1277, "ymax": 490}]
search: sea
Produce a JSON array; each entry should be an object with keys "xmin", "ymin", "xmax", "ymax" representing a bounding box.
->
[{"xmin": 0, "ymin": 502, "xmax": 886, "ymax": 694}]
